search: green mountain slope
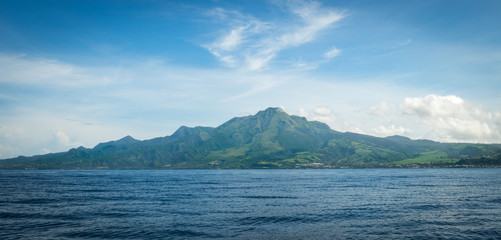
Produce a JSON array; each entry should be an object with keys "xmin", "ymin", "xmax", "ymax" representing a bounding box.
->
[{"xmin": 1, "ymin": 107, "xmax": 500, "ymax": 169}]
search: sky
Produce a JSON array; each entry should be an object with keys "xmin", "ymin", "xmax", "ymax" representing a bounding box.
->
[{"xmin": 1, "ymin": 0, "xmax": 501, "ymax": 158}]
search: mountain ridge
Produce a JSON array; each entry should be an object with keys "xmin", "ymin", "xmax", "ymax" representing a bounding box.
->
[{"xmin": 1, "ymin": 107, "xmax": 501, "ymax": 169}]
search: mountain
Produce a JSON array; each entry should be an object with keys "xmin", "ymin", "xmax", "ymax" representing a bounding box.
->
[{"xmin": 1, "ymin": 107, "xmax": 501, "ymax": 169}]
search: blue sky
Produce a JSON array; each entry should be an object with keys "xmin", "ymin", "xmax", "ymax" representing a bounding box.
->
[{"xmin": 1, "ymin": 0, "xmax": 501, "ymax": 158}]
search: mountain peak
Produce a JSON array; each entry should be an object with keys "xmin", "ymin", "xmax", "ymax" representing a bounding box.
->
[
  {"xmin": 93, "ymin": 135, "xmax": 139, "ymax": 150},
  {"xmin": 119, "ymin": 135, "xmax": 137, "ymax": 142},
  {"xmin": 385, "ymin": 135, "xmax": 411, "ymax": 142},
  {"xmin": 255, "ymin": 107, "xmax": 287, "ymax": 119},
  {"xmin": 259, "ymin": 107, "xmax": 285, "ymax": 114},
  {"xmin": 115, "ymin": 135, "xmax": 139, "ymax": 145},
  {"xmin": 172, "ymin": 126, "xmax": 189, "ymax": 137},
  {"xmin": 171, "ymin": 126, "xmax": 214, "ymax": 139},
  {"xmin": 251, "ymin": 107, "xmax": 291, "ymax": 128}
]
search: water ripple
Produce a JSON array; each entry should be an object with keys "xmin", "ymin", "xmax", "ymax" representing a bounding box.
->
[{"xmin": 1, "ymin": 169, "xmax": 501, "ymax": 239}]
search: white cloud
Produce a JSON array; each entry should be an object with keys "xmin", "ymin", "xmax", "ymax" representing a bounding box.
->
[
  {"xmin": 400, "ymin": 94, "xmax": 501, "ymax": 142},
  {"xmin": 397, "ymin": 38, "xmax": 412, "ymax": 47},
  {"xmin": 0, "ymin": 144, "xmax": 19, "ymax": 159},
  {"xmin": 205, "ymin": 19, "xmax": 269, "ymax": 67},
  {"xmin": 435, "ymin": 118, "xmax": 493, "ymax": 140},
  {"xmin": 370, "ymin": 101, "xmax": 395, "ymax": 115},
  {"xmin": 402, "ymin": 94, "xmax": 466, "ymax": 117},
  {"xmin": 277, "ymin": 4, "xmax": 342, "ymax": 47},
  {"xmin": 0, "ymin": 54, "xmax": 113, "ymax": 86},
  {"xmin": 373, "ymin": 124, "xmax": 409, "ymax": 137},
  {"xmin": 313, "ymin": 106, "xmax": 332, "ymax": 116},
  {"xmin": 325, "ymin": 46, "xmax": 341, "ymax": 58},
  {"xmin": 223, "ymin": 76, "xmax": 280, "ymax": 101},
  {"xmin": 291, "ymin": 106, "xmax": 336, "ymax": 125},
  {"xmin": 218, "ymin": 26, "xmax": 246, "ymax": 51},
  {"xmin": 204, "ymin": 1, "xmax": 345, "ymax": 71},
  {"xmin": 54, "ymin": 129, "xmax": 83, "ymax": 148},
  {"xmin": 205, "ymin": 7, "xmax": 242, "ymax": 21},
  {"xmin": 297, "ymin": 108, "xmax": 309, "ymax": 118},
  {"xmin": 0, "ymin": 109, "xmax": 136, "ymax": 158},
  {"xmin": 312, "ymin": 115, "xmax": 335, "ymax": 125}
]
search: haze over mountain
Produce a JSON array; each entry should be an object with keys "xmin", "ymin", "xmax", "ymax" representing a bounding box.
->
[{"xmin": 1, "ymin": 108, "xmax": 500, "ymax": 169}]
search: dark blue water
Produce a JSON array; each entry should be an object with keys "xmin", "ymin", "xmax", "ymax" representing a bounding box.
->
[{"xmin": 1, "ymin": 169, "xmax": 501, "ymax": 239}]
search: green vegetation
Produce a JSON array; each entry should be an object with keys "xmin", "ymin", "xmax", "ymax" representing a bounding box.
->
[
  {"xmin": 393, "ymin": 150, "xmax": 457, "ymax": 165},
  {"xmin": 1, "ymin": 107, "xmax": 500, "ymax": 169}
]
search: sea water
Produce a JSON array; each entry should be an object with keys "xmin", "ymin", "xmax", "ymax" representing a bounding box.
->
[{"xmin": 1, "ymin": 169, "xmax": 501, "ymax": 239}]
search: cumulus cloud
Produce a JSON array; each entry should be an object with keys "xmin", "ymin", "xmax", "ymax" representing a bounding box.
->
[
  {"xmin": 373, "ymin": 124, "xmax": 409, "ymax": 136},
  {"xmin": 402, "ymin": 94, "xmax": 466, "ymax": 117},
  {"xmin": 54, "ymin": 129, "xmax": 83, "ymax": 148},
  {"xmin": 297, "ymin": 108, "xmax": 309, "ymax": 118},
  {"xmin": 313, "ymin": 106, "xmax": 332, "ymax": 116},
  {"xmin": 204, "ymin": 1, "xmax": 345, "ymax": 70},
  {"xmin": 294, "ymin": 106, "xmax": 336, "ymax": 125},
  {"xmin": 400, "ymin": 94, "xmax": 501, "ymax": 142}
]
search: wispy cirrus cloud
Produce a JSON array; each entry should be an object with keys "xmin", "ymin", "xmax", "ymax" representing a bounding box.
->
[
  {"xmin": 0, "ymin": 54, "xmax": 112, "ymax": 86},
  {"xmin": 204, "ymin": 1, "xmax": 345, "ymax": 71},
  {"xmin": 324, "ymin": 46, "xmax": 341, "ymax": 58}
]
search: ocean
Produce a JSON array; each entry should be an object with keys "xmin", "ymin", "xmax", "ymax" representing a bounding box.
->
[{"xmin": 1, "ymin": 169, "xmax": 501, "ymax": 239}]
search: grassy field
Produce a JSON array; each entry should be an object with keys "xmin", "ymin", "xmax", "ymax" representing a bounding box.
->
[{"xmin": 393, "ymin": 150, "xmax": 458, "ymax": 165}]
